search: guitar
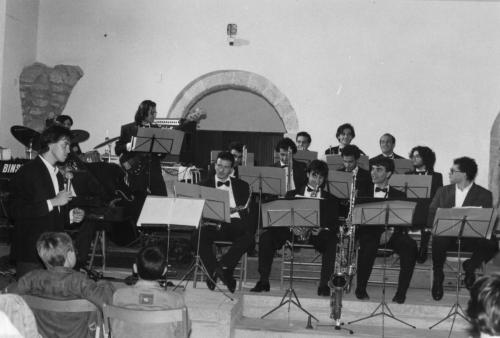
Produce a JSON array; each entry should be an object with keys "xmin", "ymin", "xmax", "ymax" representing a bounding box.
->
[{"xmin": 119, "ymin": 108, "xmax": 207, "ymax": 176}]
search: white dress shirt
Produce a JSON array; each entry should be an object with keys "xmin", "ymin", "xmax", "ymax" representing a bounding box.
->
[
  {"xmin": 215, "ymin": 176, "xmax": 240, "ymax": 219},
  {"xmin": 455, "ymin": 182, "xmax": 473, "ymax": 207},
  {"xmin": 374, "ymin": 184, "xmax": 390, "ymax": 199},
  {"xmin": 39, "ymin": 155, "xmax": 60, "ymax": 211}
]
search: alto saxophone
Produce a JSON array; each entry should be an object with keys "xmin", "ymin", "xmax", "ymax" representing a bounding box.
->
[{"xmin": 329, "ymin": 170, "xmax": 358, "ymax": 326}]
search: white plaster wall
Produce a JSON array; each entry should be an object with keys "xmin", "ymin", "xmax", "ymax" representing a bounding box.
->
[
  {"xmin": 0, "ymin": 0, "xmax": 38, "ymax": 157},
  {"xmin": 34, "ymin": 0, "xmax": 500, "ymax": 185}
]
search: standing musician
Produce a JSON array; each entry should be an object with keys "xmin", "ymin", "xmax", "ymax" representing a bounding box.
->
[
  {"xmin": 337, "ymin": 145, "xmax": 372, "ymax": 200},
  {"xmin": 355, "ymin": 157, "xmax": 417, "ymax": 304},
  {"xmin": 369, "ymin": 133, "xmax": 405, "ymax": 164},
  {"xmin": 251, "ymin": 160, "xmax": 340, "ymax": 296},
  {"xmin": 406, "ymin": 146, "xmax": 443, "ymax": 263},
  {"xmin": 429, "ymin": 157, "xmax": 498, "ymax": 300},
  {"xmin": 296, "ymin": 131, "xmax": 312, "ymax": 151},
  {"xmin": 9, "ymin": 125, "xmax": 86, "ymax": 277},
  {"xmin": 324, "ymin": 123, "xmax": 366, "ymax": 156},
  {"xmin": 197, "ymin": 151, "xmax": 253, "ymax": 293},
  {"xmin": 274, "ymin": 137, "xmax": 307, "ymax": 190}
]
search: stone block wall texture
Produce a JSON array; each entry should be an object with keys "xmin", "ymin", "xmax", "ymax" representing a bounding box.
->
[{"xmin": 19, "ymin": 62, "xmax": 83, "ymax": 131}]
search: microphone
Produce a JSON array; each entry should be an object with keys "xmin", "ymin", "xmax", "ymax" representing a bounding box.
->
[{"xmin": 65, "ymin": 170, "xmax": 73, "ymax": 193}]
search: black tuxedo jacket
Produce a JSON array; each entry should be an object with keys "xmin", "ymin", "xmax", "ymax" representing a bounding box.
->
[
  {"xmin": 200, "ymin": 176, "xmax": 251, "ymax": 219},
  {"xmin": 273, "ymin": 159, "xmax": 307, "ymax": 190},
  {"xmin": 324, "ymin": 145, "xmax": 366, "ymax": 156},
  {"xmin": 285, "ymin": 185, "xmax": 340, "ymax": 232},
  {"xmin": 10, "ymin": 156, "xmax": 69, "ymax": 263},
  {"xmin": 369, "ymin": 153, "xmax": 404, "ymax": 165},
  {"xmin": 405, "ymin": 170, "xmax": 443, "ymax": 198},
  {"xmin": 427, "ymin": 183, "xmax": 492, "ymax": 227}
]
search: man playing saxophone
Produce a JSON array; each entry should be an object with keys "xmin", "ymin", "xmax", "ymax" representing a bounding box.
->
[{"xmin": 251, "ymin": 160, "xmax": 340, "ymax": 296}]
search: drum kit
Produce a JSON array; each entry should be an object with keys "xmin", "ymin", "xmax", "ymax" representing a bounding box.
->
[{"xmin": 10, "ymin": 125, "xmax": 119, "ymax": 161}]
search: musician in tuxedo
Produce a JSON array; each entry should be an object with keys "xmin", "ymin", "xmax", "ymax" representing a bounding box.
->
[
  {"xmin": 369, "ymin": 133, "xmax": 404, "ymax": 165},
  {"xmin": 406, "ymin": 146, "xmax": 444, "ymax": 263},
  {"xmin": 251, "ymin": 160, "xmax": 340, "ymax": 296},
  {"xmin": 338, "ymin": 145, "xmax": 372, "ymax": 199},
  {"xmin": 324, "ymin": 123, "xmax": 366, "ymax": 156},
  {"xmin": 429, "ymin": 157, "xmax": 498, "ymax": 300},
  {"xmin": 296, "ymin": 131, "xmax": 312, "ymax": 151},
  {"xmin": 274, "ymin": 137, "xmax": 307, "ymax": 190},
  {"xmin": 46, "ymin": 114, "xmax": 82, "ymax": 155},
  {"xmin": 197, "ymin": 151, "xmax": 253, "ymax": 293},
  {"xmin": 10, "ymin": 125, "xmax": 85, "ymax": 277},
  {"xmin": 355, "ymin": 157, "xmax": 417, "ymax": 304}
]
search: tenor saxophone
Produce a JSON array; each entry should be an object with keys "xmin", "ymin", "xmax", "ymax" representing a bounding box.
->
[{"xmin": 329, "ymin": 170, "xmax": 358, "ymax": 325}]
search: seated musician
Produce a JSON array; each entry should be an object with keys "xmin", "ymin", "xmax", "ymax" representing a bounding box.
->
[
  {"xmin": 324, "ymin": 123, "xmax": 365, "ymax": 156},
  {"xmin": 355, "ymin": 157, "xmax": 417, "ymax": 304},
  {"xmin": 251, "ymin": 160, "xmax": 340, "ymax": 296},
  {"xmin": 197, "ymin": 151, "xmax": 253, "ymax": 293},
  {"xmin": 369, "ymin": 133, "xmax": 404, "ymax": 164},
  {"xmin": 274, "ymin": 137, "xmax": 307, "ymax": 190},
  {"xmin": 429, "ymin": 157, "xmax": 498, "ymax": 300},
  {"xmin": 207, "ymin": 141, "xmax": 244, "ymax": 179},
  {"xmin": 296, "ymin": 131, "xmax": 312, "ymax": 151},
  {"xmin": 338, "ymin": 145, "xmax": 372, "ymax": 199},
  {"xmin": 406, "ymin": 146, "xmax": 444, "ymax": 263}
]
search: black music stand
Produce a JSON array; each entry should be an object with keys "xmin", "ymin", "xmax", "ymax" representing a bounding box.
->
[
  {"xmin": 393, "ymin": 159, "xmax": 414, "ymax": 174},
  {"xmin": 389, "ymin": 174, "xmax": 432, "ymax": 198},
  {"xmin": 348, "ymin": 200, "xmax": 417, "ymax": 336},
  {"xmin": 137, "ymin": 196, "xmax": 204, "ymax": 290},
  {"xmin": 293, "ymin": 150, "xmax": 318, "ymax": 165},
  {"xmin": 260, "ymin": 198, "xmax": 320, "ymax": 322},
  {"xmin": 132, "ymin": 127, "xmax": 184, "ymax": 193},
  {"xmin": 327, "ymin": 170, "xmax": 353, "ymax": 199},
  {"xmin": 428, "ymin": 207, "xmax": 496, "ymax": 337}
]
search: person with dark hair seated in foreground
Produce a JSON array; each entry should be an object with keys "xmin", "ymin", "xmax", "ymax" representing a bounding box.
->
[
  {"xmin": 112, "ymin": 245, "xmax": 189, "ymax": 338},
  {"xmin": 9, "ymin": 232, "xmax": 114, "ymax": 338},
  {"xmin": 467, "ymin": 273, "xmax": 500, "ymax": 338},
  {"xmin": 355, "ymin": 157, "xmax": 417, "ymax": 304},
  {"xmin": 324, "ymin": 123, "xmax": 365, "ymax": 156},
  {"xmin": 197, "ymin": 151, "xmax": 253, "ymax": 293},
  {"xmin": 251, "ymin": 160, "xmax": 340, "ymax": 296},
  {"xmin": 429, "ymin": 157, "xmax": 498, "ymax": 301}
]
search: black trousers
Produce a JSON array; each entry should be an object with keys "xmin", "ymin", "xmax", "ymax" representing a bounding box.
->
[
  {"xmin": 356, "ymin": 228, "xmax": 417, "ymax": 294},
  {"xmin": 257, "ymin": 228, "xmax": 337, "ymax": 286},
  {"xmin": 432, "ymin": 236, "xmax": 498, "ymax": 274},
  {"xmin": 195, "ymin": 218, "xmax": 254, "ymax": 275}
]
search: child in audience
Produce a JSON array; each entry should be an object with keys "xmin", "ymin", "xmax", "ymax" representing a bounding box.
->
[
  {"xmin": 112, "ymin": 245, "xmax": 189, "ymax": 338},
  {"xmin": 9, "ymin": 232, "xmax": 114, "ymax": 338}
]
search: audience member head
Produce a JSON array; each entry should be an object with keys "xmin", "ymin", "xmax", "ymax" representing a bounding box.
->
[
  {"xmin": 55, "ymin": 115, "xmax": 74, "ymax": 129},
  {"xmin": 336, "ymin": 123, "xmax": 356, "ymax": 147},
  {"xmin": 450, "ymin": 157, "xmax": 478, "ymax": 184},
  {"xmin": 409, "ymin": 146, "xmax": 436, "ymax": 172},
  {"xmin": 341, "ymin": 145, "xmax": 361, "ymax": 172},
  {"xmin": 306, "ymin": 160, "xmax": 328, "ymax": 189},
  {"xmin": 296, "ymin": 132, "xmax": 312, "ymax": 151},
  {"xmin": 134, "ymin": 245, "xmax": 167, "ymax": 281},
  {"xmin": 36, "ymin": 232, "xmax": 76, "ymax": 269},
  {"xmin": 134, "ymin": 100, "xmax": 157, "ymax": 124},
  {"xmin": 215, "ymin": 151, "xmax": 235, "ymax": 180},
  {"xmin": 275, "ymin": 138, "xmax": 297, "ymax": 164},
  {"xmin": 379, "ymin": 133, "xmax": 396, "ymax": 156},
  {"xmin": 467, "ymin": 274, "xmax": 500, "ymax": 338},
  {"xmin": 228, "ymin": 141, "xmax": 244, "ymax": 166},
  {"xmin": 370, "ymin": 157, "xmax": 395, "ymax": 186},
  {"xmin": 39, "ymin": 125, "xmax": 72, "ymax": 163}
]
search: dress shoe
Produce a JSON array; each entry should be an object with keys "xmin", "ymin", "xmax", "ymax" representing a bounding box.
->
[
  {"xmin": 464, "ymin": 271, "xmax": 476, "ymax": 290},
  {"xmin": 206, "ymin": 272, "xmax": 217, "ymax": 291},
  {"xmin": 392, "ymin": 291, "xmax": 406, "ymax": 304},
  {"xmin": 222, "ymin": 268, "xmax": 236, "ymax": 293},
  {"xmin": 317, "ymin": 284, "xmax": 330, "ymax": 297},
  {"xmin": 355, "ymin": 288, "xmax": 369, "ymax": 300},
  {"xmin": 432, "ymin": 271, "xmax": 444, "ymax": 301},
  {"xmin": 250, "ymin": 281, "xmax": 270, "ymax": 292}
]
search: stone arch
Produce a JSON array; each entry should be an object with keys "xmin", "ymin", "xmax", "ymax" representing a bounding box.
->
[{"xmin": 167, "ymin": 70, "xmax": 298, "ymax": 133}]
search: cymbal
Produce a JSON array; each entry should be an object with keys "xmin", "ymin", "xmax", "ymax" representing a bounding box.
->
[
  {"xmin": 93, "ymin": 136, "xmax": 120, "ymax": 149},
  {"xmin": 71, "ymin": 129, "xmax": 90, "ymax": 144},
  {"xmin": 10, "ymin": 125, "xmax": 41, "ymax": 150}
]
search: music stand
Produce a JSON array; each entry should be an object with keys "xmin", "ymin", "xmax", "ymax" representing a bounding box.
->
[
  {"xmin": 294, "ymin": 150, "xmax": 318, "ymax": 165},
  {"xmin": 137, "ymin": 196, "xmax": 205, "ymax": 290},
  {"xmin": 393, "ymin": 159, "xmax": 413, "ymax": 174},
  {"xmin": 389, "ymin": 174, "xmax": 432, "ymax": 198},
  {"xmin": 428, "ymin": 207, "xmax": 497, "ymax": 337},
  {"xmin": 260, "ymin": 198, "xmax": 320, "ymax": 322},
  {"xmin": 348, "ymin": 200, "xmax": 417, "ymax": 336},
  {"xmin": 326, "ymin": 154, "xmax": 369, "ymax": 171},
  {"xmin": 132, "ymin": 127, "xmax": 184, "ymax": 193},
  {"xmin": 327, "ymin": 170, "xmax": 353, "ymax": 199}
]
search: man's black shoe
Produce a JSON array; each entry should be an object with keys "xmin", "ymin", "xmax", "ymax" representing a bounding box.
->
[
  {"xmin": 464, "ymin": 271, "xmax": 476, "ymax": 290},
  {"xmin": 392, "ymin": 291, "xmax": 406, "ymax": 304},
  {"xmin": 250, "ymin": 281, "xmax": 270, "ymax": 292},
  {"xmin": 222, "ymin": 268, "xmax": 236, "ymax": 293},
  {"xmin": 206, "ymin": 274, "xmax": 217, "ymax": 291},
  {"xmin": 317, "ymin": 284, "xmax": 330, "ymax": 297},
  {"xmin": 432, "ymin": 271, "xmax": 444, "ymax": 301},
  {"xmin": 355, "ymin": 288, "xmax": 369, "ymax": 300}
]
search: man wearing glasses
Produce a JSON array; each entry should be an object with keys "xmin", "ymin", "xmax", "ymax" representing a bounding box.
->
[{"xmin": 429, "ymin": 157, "xmax": 498, "ymax": 301}]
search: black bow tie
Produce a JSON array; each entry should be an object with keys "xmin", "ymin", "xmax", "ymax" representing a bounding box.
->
[
  {"xmin": 217, "ymin": 180, "xmax": 230, "ymax": 187},
  {"xmin": 306, "ymin": 186, "xmax": 315, "ymax": 192},
  {"xmin": 375, "ymin": 187, "xmax": 388, "ymax": 193},
  {"xmin": 281, "ymin": 164, "xmax": 287, "ymax": 168}
]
